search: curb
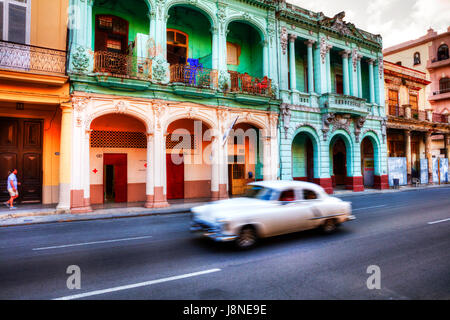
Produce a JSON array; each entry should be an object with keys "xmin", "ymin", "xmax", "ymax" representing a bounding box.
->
[{"xmin": 1, "ymin": 185, "xmax": 449, "ymax": 227}]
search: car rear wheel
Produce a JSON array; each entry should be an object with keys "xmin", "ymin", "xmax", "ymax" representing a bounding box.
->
[
  {"xmin": 321, "ymin": 219, "xmax": 337, "ymax": 234},
  {"xmin": 235, "ymin": 227, "xmax": 257, "ymax": 249}
]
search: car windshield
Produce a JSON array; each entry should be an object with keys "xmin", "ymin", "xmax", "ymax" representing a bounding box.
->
[{"xmin": 243, "ymin": 186, "xmax": 277, "ymax": 200}]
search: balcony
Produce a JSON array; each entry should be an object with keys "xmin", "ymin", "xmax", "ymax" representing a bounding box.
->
[
  {"xmin": 0, "ymin": 40, "xmax": 66, "ymax": 76},
  {"xmin": 432, "ymin": 113, "xmax": 449, "ymax": 124},
  {"xmin": 93, "ymin": 51, "xmax": 152, "ymax": 81},
  {"xmin": 169, "ymin": 63, "xmax": 218, "ymax": 98},
  {"xmin": 228, "ymin": 71, "xmax": 273, "ymax": 105},
  {"xmin": 320, "ymin": 93, "xmax": 369, "ymax": 116},
  {"xmin": 427, "ymin": 57, "xmax": 450, "ymax": 70}
]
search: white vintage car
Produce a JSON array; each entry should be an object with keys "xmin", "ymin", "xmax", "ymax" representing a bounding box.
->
[{"xmin": 190, "ymin": 181, "xmax": 355, "ymax": 248}]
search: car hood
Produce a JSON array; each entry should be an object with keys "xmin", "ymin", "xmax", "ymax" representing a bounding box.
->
[{"xmin": 191, "ymin": 197, "xmax": 274, "ymax": 222}]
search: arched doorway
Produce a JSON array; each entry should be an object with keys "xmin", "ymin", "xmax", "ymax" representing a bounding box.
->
[
  {"xmin": 166, "ymin": 118, "xmax": 213, "ymax": 200},
  {"xmin": 89, "ymin": 114, "xmax": 148, "ymax": 204},
  {"xmin": 361, "ymin": 137, "xmax": 375, "ymax": 187},
  {"xmin": 292, "ymin": 132, "xmax": 315, "ymax": 182},
  {"xmin": 228, "ymin": 123, "xmax": 263, "ymax": 196},
  {"xmin": 330, "ymin": 136, "xmax": 349, "ymax": 189}
]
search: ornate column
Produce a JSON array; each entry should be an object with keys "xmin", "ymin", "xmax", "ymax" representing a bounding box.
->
[
  {"xmin": 351, "ymin": 48, "xmax": 359, "ymax": 97},
  {"xmin": 341, "ymin": 50, "xmax": 350, "ymax": 96},
  {"xmin": 69, "ymin": 0, "xmax": 94, "ymax": 73},
  {"xmin": 326, "ymin": 44, "xmax": 332, "ymax": 94},
  {"xmin": 405, "ymin": 130, "xmax": 412, "ymax": 184},
  {"xmin": 262, "ymin": 40, "xmax": 269, "ymax": 77},
  {"xmin": 144, "ymin": 133, "xmax": 154, "ymax": 208},
  {"xmin": 263, "ymin": 134, "xmax": 272, "ymax": 181},
  {"xmin": 314, "ymin": 37, "xmax": 329, "ymax": 95},
  {"xmin": 210, "ymin": 135, "xmax": 220, "ymax": 200},
  {"xmin": 357, "ymin": 56, "xmax": 363, "ymax": 98},
  {"xmin": 368, "ymin": 59, "xmax": 375, "ymax": 103},
  {"xmin": 211, "ymin": 26, "xmax": 219, "ymax": 71},
  {"xmin": 305, "ymin": 40, "xmax": 315, "ymax": 93},
  {"xmin": 425, "ymin": 131, "xmax": 433, "ymax": 184},
  {"xmin": 152, "ymin": 104, "xmax": 169, "ymax": 207},
  {"xmin": 279, "ymin": 27, "xmax": 289, "ymax": 92},
  {"xmin": 56, "ymin": 103, "xmax": 73, "ymax": 213},
  {"xmin": 288, "ymin": 34, "xmax": 297, "ymax": 91}
]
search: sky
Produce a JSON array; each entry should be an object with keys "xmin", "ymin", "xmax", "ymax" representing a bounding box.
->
[{"xmin": 288, "ymin": 0, "xmax": 450, "ymax": 49}]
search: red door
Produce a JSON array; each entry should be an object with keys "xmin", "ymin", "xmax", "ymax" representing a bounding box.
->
[
  {"xmin": 166, "ymin": 153, "xmax": 184, "ymax": 199},
  {"xmin": 103, "ymin": 154, "xmax": 127, "ymax": 203}
]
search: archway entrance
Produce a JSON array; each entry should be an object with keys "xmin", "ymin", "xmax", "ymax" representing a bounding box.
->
[
  {"xmin": 361, "ymin": 137, "xmax": 375, "ymax": 187},
  {"xmin": 331, "ymin": 137, "xmax": 347, "ymax": 188},
  {"xmin": 292, "ymin": 132, "xmax": 315, "ymax": 182},
  {"xmin": 166, "ymin": 118, "xmax": 212, "ymax": 200},
  {"xmin": 228, "ymin": 123, "xmax": 263, "ymax": 196},
  {"xmin": 89, "ymin": 114, "xmax": 148, "ymax": 204}
]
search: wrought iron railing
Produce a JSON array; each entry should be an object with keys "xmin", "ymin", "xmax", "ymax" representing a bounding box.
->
[
  {"xmin": 229, "ymin": 71, "xmax": 272, "ymax": 96},
  {"xmin": 93, "ymin": 51, "xmax": 152, "ymax": 80},
  {"xmin": 432, "ymin": 113, "xmax": 449, "ymax": 123},
  {"xmin": 389, "ymin": 105, "xmax": 405, "ymax": 117},
  {"xmin": 169, "ymin": 64, "xmax": 218, "ymax": 89},
  {"xmin": 0, "ymin": 40, "xmax": 66, "ymax": 75}
]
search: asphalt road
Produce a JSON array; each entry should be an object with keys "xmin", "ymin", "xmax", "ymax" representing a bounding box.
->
[{"xmin": 0, "ymin": 187, "xmax": 449, "ymax": 300}]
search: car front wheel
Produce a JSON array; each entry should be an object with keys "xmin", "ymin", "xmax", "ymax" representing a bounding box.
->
[
  {"xmin": 321, "ymin": 219, "xmax": 337, "ymax": 234},
  {"xmin": 235, "ymin": 227, "xmax": 257, "ymax": 249}
]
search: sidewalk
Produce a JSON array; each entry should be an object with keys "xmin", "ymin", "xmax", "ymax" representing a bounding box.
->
[{"xmin": 1, "ymin": 184, "xmax": 449, "ymax": 227}]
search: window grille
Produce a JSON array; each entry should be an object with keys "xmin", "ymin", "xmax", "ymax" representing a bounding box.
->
[
  {"xmin": 166, "ymin": 133, "xmax": 196, "ymax": 150},
  {"xmin": 90, "ymin": 130, "xmax": 146, "ymax": 148}
]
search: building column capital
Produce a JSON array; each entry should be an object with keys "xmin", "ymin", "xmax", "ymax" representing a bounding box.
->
[
  {"xmin": 304, "ymin": 39, "xmax": 315, "ymax": 47},
  {"xmin": 289, "ymin": 34, "xmax": 297, "ymax": 42}
]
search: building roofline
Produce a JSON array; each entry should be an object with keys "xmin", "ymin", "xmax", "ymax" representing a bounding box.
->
[{"xmin": 384, "ymin": 27, "xmax": 450, "ymax": 55}]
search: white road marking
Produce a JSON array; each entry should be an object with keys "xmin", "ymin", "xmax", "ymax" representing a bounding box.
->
[
  {"xmin": 53, "ymin": 268, "xmax": 222, "ymax": 300},
  {"xmin": 427, "ymin": 218, "xmax": 450, "ymax": 225},
  {"xmin": 32, "ymin": 235, "xmax": 153, "ymax": 251},
  {"xmin": 353, "ymin": 205, "xmax": 387, "ymax": 211}
]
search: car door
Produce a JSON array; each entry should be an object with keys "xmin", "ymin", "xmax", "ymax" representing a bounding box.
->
[
  {"xmin": 298, "ymin": 189, "xmax": 328, "ymax": 229},
  {"xmin": 266, "ymin": 188, "xmax": 308, "ymax": 236}
]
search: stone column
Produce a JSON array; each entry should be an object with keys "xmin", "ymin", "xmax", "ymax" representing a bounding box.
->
[
  {"xmin": 144, "ymin": 133, "xmax": 154, "ymax": 208},
  {"xmin": 56, "ymin": 103, "xmax": 72, "ymax": 213},
  {"xmin": 288, "ymin": 34, "xmax": 297, "ymax": 91},
  {"xmin": 341, "ymin": 50, "xmax": 350, "ymax": 96},
  {"xmin": 211, "ymin": 135, "xmax": 220, "ymax": 200},
  {"xmin": 425, "ymin": 131, "xmax": 433, "ymax": 184},
  {"xmin": 153, "ymin": 127, "xmax": 169, "ymax": 208},
  {"xmin": 263, "ymin": 135, "xmax": 272, "ymax": 181},
  {"xmin": 405, "ymin": 130, "xmax": 412, "ymax": 184},
  {"xmin": 357, "ymin": 56, "xmax": 362, "ymax": 98},
  {"xmin": 326, "ymin": 45, "xmax": 332, "ymax": 93},
  {"xmin": 211, "ymin": 27, "xmax": 219, "ymax": 71},
  {"xmin": 305, "ymin": 40, "xmax": 315, "ymax": 93},
  {"xmin": 368, "ymin": 59, "xmax": 375, "ymax": 103},
  {"xmin": 262, "ymin": 40, "xmax": 269, "ymax": 77}
]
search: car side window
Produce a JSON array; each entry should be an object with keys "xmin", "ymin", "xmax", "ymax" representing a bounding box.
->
[
  {"xmin": 279, "ymin": 189, "xmax": 296, "ymax": 202},
  {"xmin": 303, "ymin": 189, "xmax": 318, "ymax": 200}
]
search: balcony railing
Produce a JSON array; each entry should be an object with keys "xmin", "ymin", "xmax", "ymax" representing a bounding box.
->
[
  {"xmin": 93, "ymin": 51, "xmax": 152, "ymax": 81},
  {"xmin": 389, "ymin": 105, "xmax": 405, "ymax": 117},
  {"xmin": 0, "ymin": 40, "xmax": 66, "ymax": 75},
  {"xmin": 229, "ymin": 71, "xmax": 272, "ymax": 96},
  {"xmin": 411, "ymin": 109, "xmax": 426, "ymax": 121},
  {"xmin": 169, "ymin": 64, "xmax": 218, "ymax": 89},
  {"xmin": 432, "ymin": 113, "xmax": 449, "ymax": 123}
]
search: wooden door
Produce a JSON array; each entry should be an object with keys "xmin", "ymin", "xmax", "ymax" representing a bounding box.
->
[
  {"xmin": 166, "ymin": 153, "xmax": 184, "ymax": 199},
  {"xmin": 0, "ymin": 118, "xmax": 42, "ymax": 203},
  {"xmin": 103, "ymin": 154, "xmax": 127, "ymax": 203}
]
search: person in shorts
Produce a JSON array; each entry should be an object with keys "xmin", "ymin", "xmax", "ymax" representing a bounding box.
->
[{"xmin": 5, "ymin": 169, "xmax": 19, "ymax": 210}]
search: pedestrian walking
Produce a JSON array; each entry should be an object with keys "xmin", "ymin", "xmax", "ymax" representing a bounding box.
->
[{"xmin": 5, "ymin": 169, "xmax": 20, "ymax": 210}]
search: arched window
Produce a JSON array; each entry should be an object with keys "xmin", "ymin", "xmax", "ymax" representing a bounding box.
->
[
  {"xmin": 439, "ymin": 77, "xmax": 450, "ymax": 94},
  {"xmin": 413, "ymin": 52, "xmax": 421, "ymax": 65},
  {"xmin": 437, "ymin": 44, "xmax": 449, "ymax": 61},
  {"xmin": 167, "ymin": 29, "xmax": 189, "ymax": 65}
]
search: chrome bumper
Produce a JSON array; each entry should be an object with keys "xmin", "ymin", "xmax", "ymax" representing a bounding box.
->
[{"xmin": 190, "ymin": 220, "xmax": 238, "ymax": 242}]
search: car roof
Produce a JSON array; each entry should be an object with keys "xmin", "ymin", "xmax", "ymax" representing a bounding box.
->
[{"xmin": 248, "ymin": 180, "xmax": 327, "ymax": 194}]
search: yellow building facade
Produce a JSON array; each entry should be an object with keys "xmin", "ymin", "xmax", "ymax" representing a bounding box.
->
[{"xmin": 0, "ymin": 0, "xmax": 70, "ymax": 209}]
